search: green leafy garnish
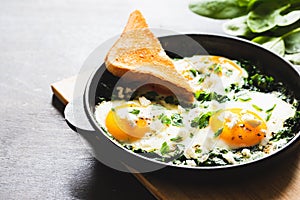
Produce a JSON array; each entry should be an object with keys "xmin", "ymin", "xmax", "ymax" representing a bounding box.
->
[
  {"xmin": 266, "ymin": 113, "xmax": 272, "ymax": 121},
  {"xmin": 195, "ymin": 91, "xmax": 229, "ymax": 103},
  {"xmin": 129, "ymin": 109, "xmax": 140, "ymax": 115},
  {"xmin": 160, "ymin": 142, "xmax": 170, "ymax": 155},
  {"xmin": 214, "ymin": 128, "xmax": 223, "ymax": 137},
  {"xmin": 198, "ymin": 77, "xmax": 205, "ymax": 84},
  {"xmin": 214, "ymin": 64, "xmax": 223, "ymax": 74},
  {"xmin": 239, "ymin": 97, "xmax": 252, "ymax": 102},
  {"xmin": 159, "ymin": 114, "xmax": 171, "ymax": 125},
  {"xmin": 191, "ymin": 112, "xmax": 213, "ymax": 129},
  {"xmin": 252, "ymin": 104, "xmax": 263, "ymax": 111},
  {"xmin": 189, "ymin": 69, "xmax": 198, "ymax": 77},
  {"xmin": 266, "ymin": 104, "xmax": 277, "ymax": 113},
  {"xmin": 225, "ymin": 69, "xmax": 233, "ymax": 76},
  {"xmin": 195, "ymin": 148, "xmax": 202, "ymax": 153},
  {"xmin": 170, "ymin": 136, "xmax": 183, "ymax": 142},
  {"xmin": 171, "ymin": 113, "xmax": 183, "ymax": 127}
]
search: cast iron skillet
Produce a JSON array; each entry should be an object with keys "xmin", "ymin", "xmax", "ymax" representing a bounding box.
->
[{"xmin": 65, "ymin": 34, "xmax": 300, "ymax": 178}]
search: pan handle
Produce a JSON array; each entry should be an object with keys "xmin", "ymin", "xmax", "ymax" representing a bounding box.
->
[{"xmin": 64, "ymin": 98, "xmax": 95, "ymax": 132}]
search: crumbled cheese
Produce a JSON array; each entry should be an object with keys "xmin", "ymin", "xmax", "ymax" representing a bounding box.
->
[
  {"xmin": 241, "ymin": 149, "xmax": 251, "ymax": 158},
  {"xmin": 185, "ymin": 160, "xmax": 197, "ymax": 167},
  {"xmin": 139, "ymin": 96, "xmax": 151, "ymax": 106},
  {"xmin": 198, "ymin": 154, "xmax": 209, "ymax": 163},
  {"xmin": 184, "ymin": 147, "xmax": 197, "ymax": 159},
  {"xmin": 222, "ymin": 152, "xmax": 236, "ymax": 164},
  {"xmin": 241, "ymin": 113, "xmax": 261, "ymax": 127},
  {"xmin": 226, "ymin": 118, "xmax": 238, "ymax": 129}
]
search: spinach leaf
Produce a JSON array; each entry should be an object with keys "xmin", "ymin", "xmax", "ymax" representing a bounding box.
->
[
  {"xmin": 247, "ymin": 2, "xmax": 289, "ymax": 33},
  {"xmin": 223, "ymin": 15, "xmax": 255, "ymax": 37},
  {"xmin": 277, "ymin": 10, "xmax": 300, "ymax": 26},
  {"xmin": 285, "ymin": 52, "xmax": 300, "ymax": 65},
  {"xmin": 282, "ymin": 28, "xmax": 300, "ymax": 54},
  {"xmin": 189, "ymin": 0, "xmax": 248, "ymax": 19},
  {"xmin": 252, "ymin": 36, "xmax": 285, "ymax": 56},
  {"xmin": 189, "ymin": 0, "xmax": 299, "ymax": 67}
]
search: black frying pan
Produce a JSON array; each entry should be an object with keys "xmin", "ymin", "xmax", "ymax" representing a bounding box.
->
[{"xmin": 65, "ymin": 34, "xmax": 300, "ymax": 178}]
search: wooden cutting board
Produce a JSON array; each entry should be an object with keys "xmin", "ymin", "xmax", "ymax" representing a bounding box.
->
[{"xmin": 51, "ymin": 77, "xmax": 300, "ymax": 200}]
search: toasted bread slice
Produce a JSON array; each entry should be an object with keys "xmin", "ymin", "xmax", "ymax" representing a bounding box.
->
[{"xmin": 105, "ymin": 10, "xmax": 194, "ymax": 103}]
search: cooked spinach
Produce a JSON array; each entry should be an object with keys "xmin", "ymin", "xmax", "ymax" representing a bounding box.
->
[
  {"xmin": 271, "ymin": 110, "xmax": 300, "ymax": 141},
  {"xmin": 164, "ymin": 95, "xmax": 179, "ymax": 105},
  {"xmin": 191, "ymin": 112, "xmax": 213, "ymax": 129},
  {"xmin": 195, "ymin": 91, "xmax": 229, "ymax": 103},
  {"xmin": 144, "ymin": 91, "xmax": 158, "ymax": 101},
  {"xmin": 237, "ymin": 60, "xmax": 298, "ymax": 104}
]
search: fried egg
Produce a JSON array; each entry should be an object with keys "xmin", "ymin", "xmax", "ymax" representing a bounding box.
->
[
  {"xmin": 174, "ymin": 55, "xmax": 247, "ymax": 95},
  {"xmin": 184, "ymin": 91, "xmax": 295, "ymax": 162},
  {"xmin": 95, "ymin": 97, "xmax": 193, "ymax": 156}
]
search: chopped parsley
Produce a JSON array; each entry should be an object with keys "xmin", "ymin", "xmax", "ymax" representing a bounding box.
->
[
  {"xmin": 195, "ymin": 149, "xmax": 202, "ymax": 153},
  {"xmin": 266, "ymin": 104, "xmax": 276, "ymax": 113},
  {"xmin": 214, "ymin": 128, "xmax": 223, "ymax": 137},
  {"xmin": 214, "ymin": 64, "xmax": 222, "ymax": 74},
  {"xmin": 195, "ymin": 91, "xmax": 229, "ymax": 103},
  {"xmin": 159, "ymin": 114, "xmax": 171, "ymax": 125},
  {"xmin": 238, "ymin": 97, "xmax": 252, "ymax": 102},
  {"xmin": 252, "ymin": 104, "xmax": 263, "ymax": 112},
  {"xmin": 266, "ymin": 113, "xmax": 272, "ymax": 122},
  {"xmin": 160, "ymin": 142, "xmax": 170, "ymax": 155},
  {"xmin": 170, "ymin": 136, "xmax": 183, "ymax": 142},
  {"xmin": 129, "ymin": 109, "xmax": 140, "ymax": 115},
  {"xmin": 189, "ymin": 69, "xmax": 198, "ymax": 77},
  {"xmin": 198, "ymin": 77, "xmax": 205, "ymax": 84},
  {"xmin": 225, "ymin": 69, "xmax": 233, "ymax": 76},
  {"xmin": 171, "ymin": 113, "xmax": 183, "ymax": 127},
  {"xmin": 191, "ymin": 112, "xmax": 213, "ymax": 129}
]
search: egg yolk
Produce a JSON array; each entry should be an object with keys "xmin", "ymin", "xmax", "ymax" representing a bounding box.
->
[
  {"xmin": 105, "ymin": 108, "xmax": 149, "ymax": 142},
  {"xmin": 210, "ymin": 56, "xmax": 243, "ymax": 76},
  {"xmin": 209, "ymin": 108, "xmax": 267, "ymax": 148}
]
